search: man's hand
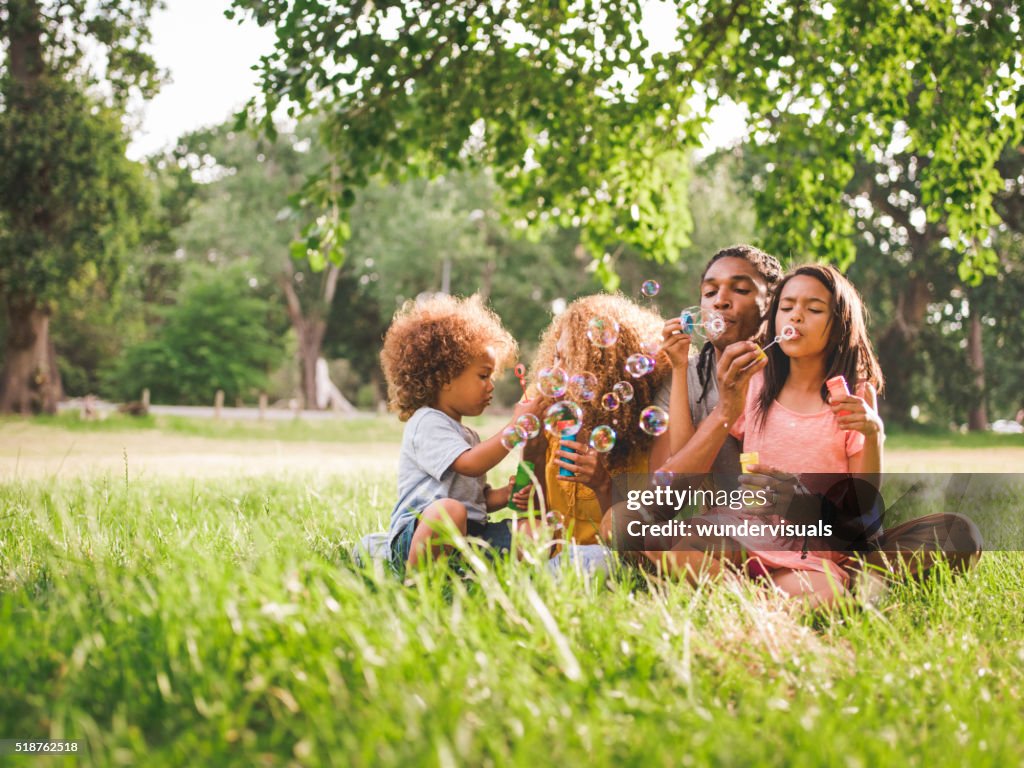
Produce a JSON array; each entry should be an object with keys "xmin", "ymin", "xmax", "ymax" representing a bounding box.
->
[
  {"xmin": 660, "ymin": 317, "xmax": 692, "ymax": 370},
  {"xmin": 715, "ymin": 341, "xmax": 766, "ymax": 421}
]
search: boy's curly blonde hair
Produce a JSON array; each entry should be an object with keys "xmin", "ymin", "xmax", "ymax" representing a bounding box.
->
[
  {"xmin": 381, "ymin": 294, "xmax": 517, "ymax": 421},
  {"xmin": 531, "ymin": 293, "xmax": 667, "ymax": 473}
]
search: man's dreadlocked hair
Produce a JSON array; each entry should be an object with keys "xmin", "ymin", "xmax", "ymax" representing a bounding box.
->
[{"xmin": 695, "ymin": 245, "xmax": 784, "ymax": 404}]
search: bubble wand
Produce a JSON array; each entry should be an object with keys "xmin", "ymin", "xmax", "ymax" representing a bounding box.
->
[
  {"xmin": 743, "ymin": 325, "xmax": 797, "ymax": 370},
  {"xmin": 514, "ymin": 364, "xmax": 528, "ymax": 399}
]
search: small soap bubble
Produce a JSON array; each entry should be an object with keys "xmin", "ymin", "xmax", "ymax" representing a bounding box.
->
[
  {"xmin": 537, "ymin": 366, "xmax": 568, "ymax": 398},
  {"xmin": 569, "ymin": 372, "xmax": 599, "ymax": 402},
  {"xmin": 600, "ymin": 391, "xmax": 621, "ymax": 411},
  {"xmin": 543, "ymin": 401, "xmax": 584, "ymax": 437},
  {"xmin": 641, "ymin": 279, "xmax": 660, "ymax": 297},
  {"xmin": 653, "ymin": 470, "xmax": 674, "ymax": 487},
  {"xmin": 587, "ymin": 317, "xmax": 620, "ymax": 348},
  {"xmin": 679, "ymin": 306, "xmax": 702, "ymax": 337},
  {"xmin": 625, "ymin": 353, "xmax": 656, "ymax": 378},
  {"xmin": 703, "ymin": 310, "xmax": 727, "ymax": 340},
  {"xmin": 641, "ymin": 339, "xmax": 661, "ymax": 357},
  {"xmin": 613, "ymin": 381, "xmax": 634, "ymax": 402},
  {"xmin": 515, "ymin": 413, "xmax": 541, "ymax": 439},
  {"xmin": 780, "ymin": 324, "xmax": 797, "ymax": 340},
  {"xmin": 501, "ymin": 424, "xmax": 529, "ymax": 450},
  {"xmin": 639, "ymin": 405, "xmax": 669, "ymax": 436},
  {"xmin": 590, "ymin": 425, "xmax": 617, "ymax": 453}
]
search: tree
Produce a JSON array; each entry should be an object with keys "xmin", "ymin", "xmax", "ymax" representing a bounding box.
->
[
  {"xmin": 231, "ymin": 1, "xmax": 1019, "ymax": 285},
  {"xmin": 0, "ymin": 0, "xmax": 161, "ymax": 413},
  {"xmin": 228, "ymin": 0, "xmax": 697, "ymax": 280},
  {"xmin": 103, "ymin": 263, "xmax": 284, "ymax": 406},
  {"xmin": 169, "ymin": 121, "xmax": 346, "ymax": 409}
]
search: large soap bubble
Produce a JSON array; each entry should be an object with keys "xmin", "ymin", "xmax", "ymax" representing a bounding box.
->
[
  {"xmin": 625, "ymin": 353, "xmax": 656, "ymax": 378},
  {"xmin": 537, "ymin": 366, "xmax": 569, "ymax": 399},
  {"xmin": 639, "ymin": 405, "xmax": 669, "ymax": 436},
  {"xmin": 500, "ymin": 424, "xmax": 529, "ymax": 450},
  {"xmin": 586, "ymin": 317, "xmax": 620, "ymax": 348},
  {"xmin": 590, "ymin": 425, "xmax": 617, "ymax": 453},
  {"xmin": 515, "ymin": 413, "xmax": 541, "ymax": 439},
  {"xmin": 612, "ymin": 381, "xmax": 634, "ymax": 403},
  {"xmin": 569, "ymin": 372, "xmax": 599, "ymax": 402},
  {"xmin": 543, "ymin": 401, "xmax": 584, "ymax": 437}
]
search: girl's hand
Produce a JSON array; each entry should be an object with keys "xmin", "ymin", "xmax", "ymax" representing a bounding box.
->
[
  {"xmin": 506, "ymin": 475, "xmax": 535, "ymax": 511},
  {"xmin": 660, "ymin": 317, "xmax": 692, "ymax": 370},
  {"xmin": 553, "ymin": 439, "xmax": 611, "ymax": 492},
  {"xmin": 830, "ymin": 383, "xmax": 884, "ymax": 438}
]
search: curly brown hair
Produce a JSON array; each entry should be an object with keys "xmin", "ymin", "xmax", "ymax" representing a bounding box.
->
[
  {"xmin": 531, "ymin": 294, "xmax": 668, "ymax": 473},
  {"xmin": 381, "ymin": 294, "xmax": 517, "ymax": 421}
]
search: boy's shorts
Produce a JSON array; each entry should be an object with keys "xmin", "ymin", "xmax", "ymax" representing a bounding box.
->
[{"xmin": 389, "ymin": 516, "xmax": 513, "ymax": 572}]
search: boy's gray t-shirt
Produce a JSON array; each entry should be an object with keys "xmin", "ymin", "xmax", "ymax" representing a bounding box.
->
[
  {"xmin": 654, "ymin": 355, "xmax": 742, "ymax": 481},
  {"xmin": 388, "ymin": 407, "xmax": 488, "ymax": 546}
]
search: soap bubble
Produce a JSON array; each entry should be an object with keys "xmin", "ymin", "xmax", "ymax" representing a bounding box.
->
[
  {"xmin": 780, "ymin": 324, "xmax": 797, "ymax": 341},
  {"xmin": 568, "ymin": 372, "xmax": 598, "ymax": 402},
  {"xmin": 641, "ymin": 279, "xmax": 660, "ymax": 297},
  {"xmin": 678, "ymin": 306, "xmax": 702, "ymax": 337},
  {"xmin": 703, "ymin": 310, "xmax": 727, "ymax": 341},
  {"xmin": 587, "ymin": 317, "xmax": 620, "ymax": 348},
  {"xmin": 639, "ymin": 405, "xmax": 669, "ymax": 436},
  {"xmin": 501, "ymin": 424, "xmax": 529, "ymax": 450},
  {"xmin": 590, "ymin": 425, "xmax": 617, "ymax": 453},
  {"xmin": 543, "ymin": 401, "xmax": 583, "ymax": 437},
  {"xmin": 641, "ymin": 339, "xmax": 661, "ymax": 357},
  {"xmin": 537, "ymin": 366, "xmax": 568, "ymax": 398},
  {"xmin": 625, "ymin": 353, "xmax": 656, "ymax": 378},
  {"xmin": 515, "ymin": 413, "xmax": 541, "ymax": 439},
  {"xmin": 612, "ymin": 381, "xmax": 634, "ymax": 402},
  {"xmin": 600, "ymin": 391, "xmax": 621, "ymax": 411}
]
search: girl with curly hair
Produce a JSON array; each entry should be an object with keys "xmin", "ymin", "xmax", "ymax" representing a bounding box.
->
[
  {"xmin": 522, "ymin": 294, "xmax": 669, "ymax": 546},
  {"xmin": 381, "ymin": 294, "xmax": 539, "ymax": 570}
]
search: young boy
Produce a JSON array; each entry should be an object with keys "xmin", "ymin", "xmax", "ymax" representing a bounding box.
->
[{"xmin": 381, "ymin": 294, "xmax": 538, "ymax": 570}]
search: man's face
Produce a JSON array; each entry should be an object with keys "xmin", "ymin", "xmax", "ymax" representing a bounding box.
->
[{"xmin": 699, "ymin": 257, "xmax": 771, "ymax": 349}]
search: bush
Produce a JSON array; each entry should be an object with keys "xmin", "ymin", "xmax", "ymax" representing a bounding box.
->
[{"xmin": 103, "ymin": 265, "xmax": 284, "ymax": 405}]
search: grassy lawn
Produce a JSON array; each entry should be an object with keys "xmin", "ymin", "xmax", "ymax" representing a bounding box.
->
[{"xmin": 2, "ymin": 418, "xmax": 1023, "ymax": 766}]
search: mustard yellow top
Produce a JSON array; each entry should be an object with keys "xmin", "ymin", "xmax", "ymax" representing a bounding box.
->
[{"xmin": 543, "ymin": 433, "xmax": 650, "ymax": 545}]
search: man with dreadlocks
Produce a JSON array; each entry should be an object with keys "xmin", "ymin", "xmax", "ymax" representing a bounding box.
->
[{"xmin": 600, "ymin": 244, "xmax": 781, "ymax": 576}]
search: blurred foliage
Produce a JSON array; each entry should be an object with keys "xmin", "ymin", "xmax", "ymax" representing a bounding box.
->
[{"xmin": 102, "ymin": 264, "xmax": 285, "ymax": 405}]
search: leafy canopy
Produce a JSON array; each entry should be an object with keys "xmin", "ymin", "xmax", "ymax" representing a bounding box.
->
[{"xmin": 229, "ymin": 0, "xmax": 1022, "ymax": 280}]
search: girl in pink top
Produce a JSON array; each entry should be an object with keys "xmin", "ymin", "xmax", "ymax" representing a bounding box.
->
[{"xmin": 729, "ymin": 264, "xmax": 885, "ymax": 607}]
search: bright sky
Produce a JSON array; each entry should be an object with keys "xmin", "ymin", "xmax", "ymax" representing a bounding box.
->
[
  {"xmin": 127, "ymin": 1, "xmax": 275, "ymax": 160},
  {"xmin": 128, "ymin": 1, "xmax": 747, "ymax": 161}
]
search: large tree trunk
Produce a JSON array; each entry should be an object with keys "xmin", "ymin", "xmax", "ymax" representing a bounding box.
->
[
  {"xmin": 0, "ymin": 294, "xmax": 63, "ymax": 414},
  {"xmin": 966, "ymin": 307, "xmax": 987, "ymax": 432},
  {"xmin": 875, "ymin": 274, "xmax": 932, "ymax": 426}
]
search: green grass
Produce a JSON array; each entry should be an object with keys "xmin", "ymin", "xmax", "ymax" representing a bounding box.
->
[
  {"xmin": 11, "ymin": 412, "xmax": 1024, "ymax": 451},
  {"xmin": 6, "ymin": 412, "xmax": 513, "ymax": 445},
  {"xmin": 2, "ymin": 473, "xmax": 1023, "ymax": 767}
]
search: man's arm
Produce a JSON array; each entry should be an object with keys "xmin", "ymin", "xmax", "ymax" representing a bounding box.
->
[{"xmin": 656, "ymin": 341, "xmax": 765, "ymax": 475}]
